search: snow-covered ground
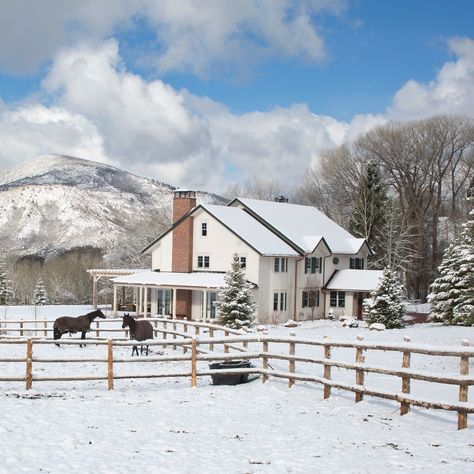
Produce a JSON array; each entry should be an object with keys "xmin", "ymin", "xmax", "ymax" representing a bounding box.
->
[{"xmin": 1, "ymin": 305, "xmax": 473, "ymax": 473}]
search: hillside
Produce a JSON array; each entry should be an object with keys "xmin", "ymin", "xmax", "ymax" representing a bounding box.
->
[{"xmin": 0, "ymin": 155, "xmax": 226, "ymax": 257}]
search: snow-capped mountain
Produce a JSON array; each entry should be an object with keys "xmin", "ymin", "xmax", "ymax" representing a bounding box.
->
[{"xmin": 0, "ymin": 155, "xmax": 226, "ymax": 257}]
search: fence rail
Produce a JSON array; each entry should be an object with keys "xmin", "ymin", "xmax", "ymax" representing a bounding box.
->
[{"xmin": 0, "ymin": 330, "xmax": 472, "ymax": 430}]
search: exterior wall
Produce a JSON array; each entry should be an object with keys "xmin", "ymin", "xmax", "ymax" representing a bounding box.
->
[
  {"xmin": 151, "ymin": 233, "xmax": 173, "ymax": 271},
  {"xmin": 257, "ymin": 256, "xmax": 298, "ymax": 324},
  {"xmin": 191, "ymin": 208, "xmax": 260, "ymax": 282},
  {"xmin": 295, "ymin": 242, "xmax": 330, "ymax": 321}
]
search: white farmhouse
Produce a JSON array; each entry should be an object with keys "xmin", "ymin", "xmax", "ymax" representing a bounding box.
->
[{"xmin": 106, "ymin": 191, "xmax": 383, "ymax": 322}]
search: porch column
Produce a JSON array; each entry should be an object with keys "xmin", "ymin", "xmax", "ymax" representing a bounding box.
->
[
  {"xmin": 92, "ymin": 275, "xmax": 100, "ymax": 309},
  {"xmin": 202, "ymin": 289, "xmax": 207, "ymax": 321},
  {"xmin": 172, "ymin": 288, "xmax": 177, "ymax": 319},
  {"xmin": 143, "ymin": 287, "xmax": 148, "ymax": 318},
  {"xmin": 135, "ymin": 287, "xmax": 139, "ymax": 317},
  {"xmin": 113, "ymin": 285, "xmax": 118, "ymax": 317}
]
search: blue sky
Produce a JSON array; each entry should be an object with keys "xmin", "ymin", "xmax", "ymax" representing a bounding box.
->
[{"xmin": 0, "ymin": 1, "xmax": 473, "ymax": 191}]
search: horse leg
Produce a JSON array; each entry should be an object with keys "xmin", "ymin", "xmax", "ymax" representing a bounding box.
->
[
  {"xmin": 80, "ymin": 331, "xmax": 86, "ymax": 348},
  {"xmin": 54, "ymin": 327, "xmax": 62, "ymax": 347},
  {"xmin": 132, "ymin": 345, "xmax": 138, "ymax": 356},
  {"xmin": 146, "ymin": 345, "xmax": 149, "ymax": 356}
]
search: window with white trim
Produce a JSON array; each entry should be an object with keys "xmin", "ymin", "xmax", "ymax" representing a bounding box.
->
[
  {"xmin": 350, "ymin": 257, "xmax": 364, "ymax": 269},
  {"xmin": 274, "ymin": 257, "xmax": 288, "ymax": 272},
  {"xmin": 201, "ymin": 221, "xmax": 208, "ymax": 236},
  {"xmin": 330, "ymin": 291, "xmax": 345, "ymax": 308},
  {"xmin": 273, "ymin": 292, "xmax": 288, "ymax": 311},
  {"xmin": 305, "ymin": 257, "xmax": 322, "ymax": 274},
  {"xmin": 197, "ymin": 255, "xmax": 210, "ymax": 268},
  {"xmin": 302, "ymin": 290, "xmax": 319, "ymax": 308}
]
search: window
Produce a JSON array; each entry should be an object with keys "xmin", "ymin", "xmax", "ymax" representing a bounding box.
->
[
  {"xmin": 280, "ymin": 292, "xmax": 287, "ymax": 311},
  {"xmin": 330, "ymin": 291, "xmax": 345, "ymax": 308},
  {"xmin": 240, "ymin": 256, "xmax": 247, "ymax": 269},
  {"xmin": 273, "ymin": 293, "xmax": 279, "ymax": 311},
  {"xmin": 305, "ymin": 257, "xmax": 322, "ymax": 274},
  {"xmin": 302, "ymin": 290, "xmax": 319, "ymax": 308},
  {"xmin": 273, "ymin": 292, "xmax": 287, "ymax": 311},
  {"xmin": 350, "ymin": 258, "xmax": 364, "ymax": 270},
  {"xmin": 274, "ymin": 257, "xmax": 288, "ymax": 272},
  {"xmin": 197, "ymin": 255, "xmax": 210, "ymax": 268},
  {"xmin": 201, "ymin": 222, "xmax": 207, "ymax": 236}
]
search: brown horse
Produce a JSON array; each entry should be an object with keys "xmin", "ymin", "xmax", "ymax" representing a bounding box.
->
[
  {"xmin": 122, "ymin": 313, "xmax": 154, "ymax": 356},
  {"xmin": 53, "ymin": 309, "xmax": 106, "ymax": 347}
]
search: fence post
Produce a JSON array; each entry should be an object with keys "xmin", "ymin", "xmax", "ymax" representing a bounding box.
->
[
  {"xmin": 25, "ymin": 338, "xmax": 33, "ymax": 390},
  {"xmin": 183, "ymin": 323, "xmax": 188, "ymax": 354},
  {"xmin": 20, "ymin": 320, "xmax": 24, "ymax": 337},
  {"xmin": 355, "ymin": 335, "xmax": 365, "ymax": 402},
  {"xmin": 154, "ymin": 320, "xmax": 158, "ymax": 338},
  {"xmin": 163, "ymin": 321, "xmax": 167, "ymax": 349},
  {"xmin": 191, "ymin": 337, "xmax": 197, "ymax": 388},
  {"xmin": 224, "ymin": 330, "xmax": 229, "ymax": 353},
  {"xmin": 289, "ymin": 332, "xmax": 296, "ymax": 388},
  {"xmin": 400, "ymin": 336, "xmax": 411, "ymax": 415},
  {"xmin": 323, "ymin": 335, "xmax": 331, "ymax": 399},
  {"xmin": 458, "ymin": 339, "xmax": 470, "ymax": 430},
  {"xmin": 96, "ymin": 320, "xmax": 100, "ymax": 338},
  {"xmin": 262, "ymin": 339, "xmax": 268, "ymax": 383},
  {"xmin": 209, "ymin": 327, "xmax": 214, "ymax": 352},
  {"xmin": 107, "ymin": 339, "xmax": 114, "ymax": 391},
  {"xmin": 43, "ymin": 319, "xmax": 48, "ymax": 338}
]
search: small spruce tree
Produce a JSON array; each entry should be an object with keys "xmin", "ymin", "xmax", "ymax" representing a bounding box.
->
[
  {"xmin": 33, "ymin": 277, "xmax": 49, "ymax": 306},
  {"xmin": 215, "ymin": 259, "xmax": 257, "ymax": 330},
  {"xmin": 0, "ymin": 263, "xmax": 13, "ymax": 305},
  {"xmin": 363, "ymin": 268, "xmax": 406, "ymax": 328}
]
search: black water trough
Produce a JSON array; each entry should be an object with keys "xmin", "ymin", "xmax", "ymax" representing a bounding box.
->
[{"xmin": 209, "ymin": 360, "xmax": 252, "ymax": 385}]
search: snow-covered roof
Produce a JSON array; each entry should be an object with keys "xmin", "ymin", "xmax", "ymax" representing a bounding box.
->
[
  {"xmin": 232, "ymin": 198, "xmax": 367, "ymax": 254},
  {"xmin": 113, "ymin": 271, "xmax": 231, "ymax": 289},
  {"xmin": 203, "ymin": 205, "xmax": 299, "ymax": 256},
  {"xmin": 325, "ymin": 269, "xmax": 383, "ymax": 292}
]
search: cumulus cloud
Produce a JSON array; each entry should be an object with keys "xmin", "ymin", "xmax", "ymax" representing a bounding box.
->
[
  {"xmin": 1, "ymin": 35, "xmax": 473, "ymax": 192},
  {"xmin": 389, "ymin": 37, "xmax": 474, "ymax": 120},
  {"xmin": 0, "ymin": 0, "xmax": 346, "ymax": 76}
]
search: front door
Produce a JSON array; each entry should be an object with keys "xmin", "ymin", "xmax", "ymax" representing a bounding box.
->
[
  {"xmin": 206, "ymin": 292, "xmax": 217, "ymax": 320},
  {"xmin": 357, "ymin": 292, "xmax": 364, "ymax": 320},
  {"xmin": 157, "ymin": 289, "xmax": 171, "ymax": 316}
]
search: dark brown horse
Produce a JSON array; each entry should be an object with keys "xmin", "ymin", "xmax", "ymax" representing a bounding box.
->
[
  {"xmin": 122, "ymin": 313, "xmax": 154, "ymax": 356},
  {"xmin": 54, "ymin": 309, "xmax": 106, "ymax": 346}
]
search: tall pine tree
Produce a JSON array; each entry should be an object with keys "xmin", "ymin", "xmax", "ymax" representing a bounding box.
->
[
  {"xmin": 363, "ymin": 268, "xmax": 406, "ymax": 328},
  {"xmin": 349, "ymin": 160, "xmax": 388, "ymax": 268},
  {"xmin": 215, "ymin": 258, "xmax": 257, "ymax": 330},
  {"xmin": 429, "ymin": 199, "xmax": 474, "ymax": 325}
]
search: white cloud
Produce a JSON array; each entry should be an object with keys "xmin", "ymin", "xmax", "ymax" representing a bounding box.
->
[
  {"xmin": 389, "ymin": 37, "xmax": 474, "ymax": 120},
  {"xmin": 0, "ymin": 0, "xmax": 346, "ymax": 76},
  {"xmin": 1, "ymin": 35, "xmax": 474, "ymax": 192}
]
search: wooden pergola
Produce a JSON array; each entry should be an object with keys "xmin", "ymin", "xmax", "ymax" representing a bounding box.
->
[{"xmin": 87, "ymin": 269, "xmax": 148, "ymax": 310}]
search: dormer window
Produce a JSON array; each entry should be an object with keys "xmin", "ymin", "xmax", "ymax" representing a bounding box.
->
[
  {"xmin": 305, "ymin": 257, "xmax": 322, "ymax": 274},
  {"xmin": 350, "ymin": 258, "xmax": 365, "ymax": 269},
  {"xmin": 201, "ymin": 222, "xmax": 208, "ymax": 236}
]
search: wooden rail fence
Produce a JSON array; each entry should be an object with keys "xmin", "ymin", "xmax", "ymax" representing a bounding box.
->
[{"xmin": 0, "ymin": 330, "xmax": 472, "ymax": 430}]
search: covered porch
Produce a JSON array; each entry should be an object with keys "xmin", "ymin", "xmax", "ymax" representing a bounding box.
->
[{"xmin": 111, "ymin": 271, "xmax": 227, "ymax": 321}]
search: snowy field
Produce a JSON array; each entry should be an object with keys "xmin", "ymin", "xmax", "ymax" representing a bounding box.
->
[{"xmin": 1, "ymin": 305, "xmax": 473, "ymax": 473}]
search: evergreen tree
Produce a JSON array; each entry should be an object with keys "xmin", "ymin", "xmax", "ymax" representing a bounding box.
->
[
  {"xmin": 349, "ymin": 160, "xmax": 388, "ymax": 268},
  {"xmin": 0, "ymin": 263, "xmax": 13, "ymax": 305},
  {"xmin": 363, "ymin": 268, "xmax": 406, "ymax": 328},
  {"xmin": 215, "ymin": 259, "xmax": 257, "ymax": 330},
  {"xmin": 33, "ymin": 277, "xmax": 49, "ymax": 306},
  {"xmin": 429, "ymin": 201, "xmax": 474, "ymax": 325}
]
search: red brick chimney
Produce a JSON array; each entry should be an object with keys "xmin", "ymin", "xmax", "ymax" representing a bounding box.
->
[{"xmin": 172, "ymin": 190, "xmax": 196, "ymax": 317}]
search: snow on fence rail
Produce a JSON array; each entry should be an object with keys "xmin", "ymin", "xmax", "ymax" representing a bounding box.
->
[{"xmin": 0, "ymin": 331, "xmax": 472, "ymax": 430}]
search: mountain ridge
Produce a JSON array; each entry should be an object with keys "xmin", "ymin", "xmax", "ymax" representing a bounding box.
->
[{"xmin": 0, "ymin": 154, "xmax": 226, "ymax": 258}]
